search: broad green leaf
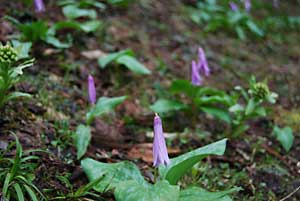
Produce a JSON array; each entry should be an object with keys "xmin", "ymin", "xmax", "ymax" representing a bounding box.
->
[
  {"xmin": 63, "ymin": 5, "xmax": 97, "ymax": 19},
  {"xmin": 86, "ymin": 96, "xmax": 127, "ymax": 124},
  {"xmin": 195, "ymin": 95, "xmax": 233, "ymax": 106},
  {"xmin": 53, "ymin": 20, "xmax": 102, "ymax": 33},
  {"xmin": 179, "ymin": 186, "xmax": 241, "ymax": 201},
  {"xmin": 45, "ymin": 35, "xmax": 72, "ymax": 49},
  {"xmin": 273, "ymin": 126, "xmax": 294, "ymax": 152},
  {"xmin": 169, "ymin": 79, "xmax": 199, "ymax": 98},
  {"xmin": 81, "ymin": 158, "xmax": 145, "ymax": 192},
  {"xmin": 98, "ymin": 49, "xmax": 134, "ymax": 68},
  {"xmin": 80, "ymin": 20, "xmax": 102, "ymax": 33},
  {"xmin": 246, "ymin": 20, "xmax": 264, "ymax": 37},
  {"xmin": 150, "ymin": 99, "xmax": 187, "ymax": 114},
  {"xmin": 159, "ymin": 139, "xmax": 227, "ymax": 185},
  {"xmin": 116, "ymin": 55, "xmax": 151, "ymax": 75},
  {"xmin": 201, "ymin": 106, "xmax": 231, "ymax": 123},
  {"xmin": 75, "ymin": 125, "xmax": 91, "ymax": 159},
  {"xmin": 115, "ymin": 180, "xmax": 180, "ymax": 201}
]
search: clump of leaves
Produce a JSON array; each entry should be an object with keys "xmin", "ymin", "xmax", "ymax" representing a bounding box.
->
[
  {"xmin": 189, "ymin": 0, "xmax": 264, "ymax": 39},
  {"xmin": 75, "ymin": 96, "xmax": 127, "ymax": 159},
  {"xmin": 0, "ymin": 42, "xmax": 34, "ymax": 107},
  {"xmin": 150, "ymin": 76, "xmax": 277, "ymax": 137},
  {"xmin": 82, "ymin": 139, "xmax": 241, "ymax": 201},
  {"xmin": 0, "ymin": 133, "xmax": 45, "ymax": 201},
  {"xmin": 98, "ymin": 49, "xmax": 151, "ymax": 75},
  {"xmin": 229, "ymin": 76, "xmax": 278, "ymax": 136}
]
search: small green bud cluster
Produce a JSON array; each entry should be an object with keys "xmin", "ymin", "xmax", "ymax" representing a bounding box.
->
[
  {"xmin": 251, "ymin": 82, "xmax": 270, "ymax": 100},
  {"xmin": 0, "ymin": 45, "xmax": 18, "ymax": 64}
]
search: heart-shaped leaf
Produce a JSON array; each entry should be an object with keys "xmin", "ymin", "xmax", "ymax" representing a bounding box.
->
[
  {"xmin": 81, "ymin": 158, "xmax": 145, "ymax": 192},
  {"xmin": 159, "ymin": 139, "xmax": 227, "ymax": 185}
]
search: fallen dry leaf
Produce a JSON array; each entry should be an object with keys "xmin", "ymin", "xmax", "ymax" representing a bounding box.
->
[
  {"xmin": 127, "ymin": 143, "xmax": 180, "ymax": 163},
  {"xmin": 81, "ymin": 50, "xmax": 107, "ymax": 59}
]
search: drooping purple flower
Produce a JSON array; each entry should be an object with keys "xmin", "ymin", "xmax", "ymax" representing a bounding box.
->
[
  {"xmin": 229, "ymin": 2, "xmax": 238, "ymax": 11},
  {"xmin": 244, "ymin": 0, "xmax": 251, "ymax": 12},
  {"xmin": 88, "ymin": 74, "xmax": 96, "ymax": 104},
  {"xmin": 153, "ymin": 113, "xmax": 170, "ymax": 167},
  {"xmin": 34, "ymin": 0, "xmax": 45, "ymax": 13},
  {"xmin": 191, "ymin": 60, "xmax": 202, "ymax": 86},
  {"xmin": 198, "ymin": 47, "xmax": 210, "ymax": 77}
]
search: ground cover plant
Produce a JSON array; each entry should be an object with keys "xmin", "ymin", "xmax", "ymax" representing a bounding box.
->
[{"xmin": 0, "ymin": 0, "xmax": 300, "ymax": 200}]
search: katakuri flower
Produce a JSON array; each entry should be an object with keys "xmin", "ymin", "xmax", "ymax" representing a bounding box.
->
[
  {"xmin": 244, "ymin": 0, "xmax": 251, "ymax": 12},
  {"xmin": 229, "ymin": 2, "xmax": 238, "ymax": 11},
  {"xmin": 34, "ymin": 0, "xmax": 45, "ymax": 13},
  {"xmin": 191, "ymin": 60, "xmax": 202, "ymax": 86},
  {"xmin": 153, "ymin": 113, "xmax": 170, "ymax": 167},
  {"xmin": 88, "ymin": 74, "xmax": 96, "ymax": 104},
  {"xmin": 198, "ymin": 47, "xmax": 210, "ymax": 77}
]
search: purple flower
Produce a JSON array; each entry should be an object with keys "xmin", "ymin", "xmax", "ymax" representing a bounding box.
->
[
  {"xmin": 229, "ymin": 2, "xmax": 238, "ymax": 11},
  {"xmin": 198, "ymin": 47, "xmax": 210, "ymax": 77},
  {"xmin": 244, "ymin": 0, "xmax": 251, "ymax": 12},
  {"xmin": 191, "ymin": 60, "xmax": 202, "ymax": 86},
  {"xmin": 88, "ymin": 74, "xmax": 96, "ymax": 104},
  {"xmin": 153, "ymin": 113, "xmax": 170, "ymax": 167},
  {"xmin": 34, "ymin": 0, "xmax": 45, "ymax": 13}
]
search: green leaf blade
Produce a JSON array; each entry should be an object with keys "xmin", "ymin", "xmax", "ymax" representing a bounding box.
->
[
  {"xmin": 116, "ymin": 55, "xmax": 151, "ymax": 75},
  {"xmin": 159, "ymin": 139, "xmax": 227, "ymax": 185},
  {"xmin": 150, "ymin": 99, "xmax": 187, "ymax": 114},
  {"xmin": 81, "ymin": 158, "xmax": 145, "ymax": 192},
  {"xmin": 86, "ymin": 96, "xmax": 127, "ymax": 124},
  {"xmin": 75, "ymin": 124, "xmax": 91, "ymax": 159}
]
